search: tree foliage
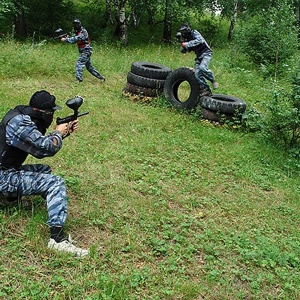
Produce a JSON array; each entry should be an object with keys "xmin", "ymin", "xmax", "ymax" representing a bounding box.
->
[
  {"xmin": 0, "ymin": 0, "xmax": 299, "ymax": 48},
  {"xmin": 0, "ymin": 0, "xmax": 14, "ymax": 19},
  {"xmin": 0, "ymin": 0, "xmax": 75, "ymax": 38},
  {"xmin": 235, "ymin": 0, "xmax": 298, "ymax": 76}
]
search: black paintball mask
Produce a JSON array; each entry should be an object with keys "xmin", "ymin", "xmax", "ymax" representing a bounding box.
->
[
  {"xmin": 178, "ymin": 23, "xmax": 192, "ymax": 39},
  {"xmin": 29, "ymin": 90, "xmax": 61, "ymax": 132},
  {"xmin": 73, "ymin": 18, "xmax": 82, "ymax": 32}
]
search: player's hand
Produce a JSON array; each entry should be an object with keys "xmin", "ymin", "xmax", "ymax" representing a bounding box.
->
[
  {"xmin": 68, "ymin": 119, "xmax": 78, "ymax": 133},
  {"xmin": 55, "ymin": 123, "xmax": 69, "ymax": 137},
  {"xmin": 181, "ymin": 42, "xmax": 187, "ymax": 48},
  {"xmin": 55, "ymin": 120, "xmax": 78, "ymax": 137}
]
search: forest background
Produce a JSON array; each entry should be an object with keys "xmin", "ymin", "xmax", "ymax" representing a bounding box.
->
[{"xmin": 0, "ymin": 0, "xmax": 300, "ymax": 299}]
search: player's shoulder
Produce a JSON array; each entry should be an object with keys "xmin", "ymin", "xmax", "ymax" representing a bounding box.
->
[
  {"xmin": 81, "ymin": 27, "xmax": 88, "ymax": 34},
  {"xmin": 9, "ymin": 113, "xmax": 32, "ymax": 127}
]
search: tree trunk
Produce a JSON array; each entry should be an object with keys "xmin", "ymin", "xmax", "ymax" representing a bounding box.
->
[
  {"xmin": 105, "ymin": 0, "xmax": 114, "ymax": 25},
  {"xmin": 145, "ymin": 0, "xmax": 155, "ymax": 26},
  {"xmin": 114, "ymin": 0, "xmax": 128, "ymax": 46},
  {"xmin": 130, "ymin": 9, "xmax": 139, "ymax": 28},
  {"xmin": 162, "ymin": 0, "xmax": 172, "ymax": 43},
  {"xmin": 228, "ymin": 0, "xmax": 238, "ymax": 40},
  {"xmin": 14, "ymin": 7, "xmax": 27, "ymax": 38}
]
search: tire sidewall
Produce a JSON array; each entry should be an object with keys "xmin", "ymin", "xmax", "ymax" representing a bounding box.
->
[
  {"xmin": 163, "ymin": 67, "xmax": 201, "ymax": 109},
  {"xmin": 124, "ymin": 82, "xmax": 161, "ymax": 98},
  {"xmin": 199, "ymin": 94, "xmax": 247, "ymax": 114},
  {"xmin": 127, "ymin": 72, "xmax": 165, "ymax": 89},
  {"xmin": 131, "ymin": 61, "xmax": 172, "ymax": 80}
]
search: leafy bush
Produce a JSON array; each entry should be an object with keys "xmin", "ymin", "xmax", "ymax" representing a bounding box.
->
[
  {"xmin": 197, "ymin": 18, "xmax": 221, "ymax": 47},
  {"xmin": 241, "ymin": 107, "xmax": 263, "ymax": 133},
  {"xmin": 245, "ymin": 76, "xmax": 300, "ymax": 153},
  {"xmin": 236, "ymin": 0, "xmax": 298, "ymax": 77}
]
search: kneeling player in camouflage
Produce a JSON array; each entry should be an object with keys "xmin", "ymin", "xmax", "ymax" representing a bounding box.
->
[{"xmin": 0, "ymin": 90, "xmax": 89, "ymax": 257}]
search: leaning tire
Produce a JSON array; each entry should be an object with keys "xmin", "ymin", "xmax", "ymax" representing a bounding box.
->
[
  {"xmin": 163, "ymin": 67, "xmax": 201, "ymax": 109},
  {"xmin": 199, "ymin": 94, "xmax": 247, "ymax": 114},
  {"xmin": 123, "ymin": 82, "xmax": 161, "ymax": 98},
  {"xmin": 127, "ymin": 72, "xmax": 165, "ymax": 90},
  {"xmin": 131, "ymin": 61, "xmax": 172, "ymax": 80}
]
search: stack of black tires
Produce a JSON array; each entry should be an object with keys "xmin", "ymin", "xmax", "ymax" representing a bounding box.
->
[
  {"xmin": 123, "ymin": 61, "xmax": 172, "ymax": 100},
  {"xmin": 163, "ymin": 67, "xmax": 247, "ymax": 122}
]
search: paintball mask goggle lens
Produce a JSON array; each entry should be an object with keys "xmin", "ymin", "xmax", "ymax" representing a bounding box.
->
[
  {"xmin": 34, "ymin": 109, "xmax": 54, "ymax": 115},
  {"xmin": 181, "ymin": 29, "xmax": 191, "ymax": 39}
]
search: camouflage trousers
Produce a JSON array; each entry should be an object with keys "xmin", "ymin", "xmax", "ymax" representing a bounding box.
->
[
  {"xmin": 0, "ymin": 164, "xmax": 67, "ymax": 227},
  {"xmin": 76, "ymin": 50, "xmax": 104, "ymax": 82},
  {"xmin": 194, "ymin": 53, "xmax": 215, "ymax": 91}
]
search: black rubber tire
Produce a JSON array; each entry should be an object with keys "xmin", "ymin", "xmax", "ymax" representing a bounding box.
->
[
  {"xmin": 201, "ymin": 107, "xmax": 233, "ymax": 122},
  {"xmin": 131, "ymin": 61, "xmax": 172, "ymax": 80},
  {"xmin": 163, "ymin": 67, "xmax": 201, "ymax": 109},
  {"xmin": 199, "ymin": 94, "xmax": 247, "ymax": 114},
  {"xmin": 122, "ymin": 89, "xmax": 155, "ymax": 102},
  {"xmin": 123, "ymin": 82, "xmax": 161, "ymax": 98},
  {"xmin": 127, "ymin": 72, "xmax": 165, "ymax": 89}
]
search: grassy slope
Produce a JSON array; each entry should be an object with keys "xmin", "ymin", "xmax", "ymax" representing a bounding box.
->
[{"xmin": 0, "ymin": 38, "xmax": 299, "ymax": 300}]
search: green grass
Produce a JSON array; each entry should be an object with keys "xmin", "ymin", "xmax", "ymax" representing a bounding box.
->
[{"xmin": 0, "ymin": 39, "xmax": 299, "ymax": 299}]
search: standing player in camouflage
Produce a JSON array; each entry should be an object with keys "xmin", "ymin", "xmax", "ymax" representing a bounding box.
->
[
  {"xmin": 178, "ymin": 23, "xmax": 219, "ymax": 96},
  {"xmin": 61, "ymin": 19, "xmax": 105, "ymax": 83},
  {"xmin": 0, "ymin": 90, "xmax": 89, "ymax": 257}
]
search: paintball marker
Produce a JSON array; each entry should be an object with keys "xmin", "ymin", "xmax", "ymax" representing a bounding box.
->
[
  {"xmin": 56, "ymin": 96, "xmax": 89, "ymax": 125},
  {"xmin": 54, "ymin": 28, "xmax": 68, "ymax": 40},
  {"xmin": 176, "ymin": 31, "xmax": 187, "ymax": 53}
]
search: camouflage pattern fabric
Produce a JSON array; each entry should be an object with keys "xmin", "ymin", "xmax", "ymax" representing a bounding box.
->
[
  {"xmin": 76, "ymin": 50, "xmax": 105, "ymax": 82},
  {"xmin": 0, "ymin": 164, "xmax": 67, "ymax": 227},
  {"xmin": 194, "ymin": 53, "xmax": 215, "ymax": 91}
]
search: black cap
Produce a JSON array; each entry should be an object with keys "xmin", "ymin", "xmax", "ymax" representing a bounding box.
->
[{"xmin": 29, "ymin": 90, "xmax": 62, "ymax": 110}]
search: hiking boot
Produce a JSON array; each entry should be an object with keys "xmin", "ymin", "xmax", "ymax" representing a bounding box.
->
[
  {"xmin": 0, "ymin": 193, "xmax": 9, "ymax": 208},
  {"xmin": 199, "ymin": 89, "xmax": 212, "ymax": 97},
  {"xmin": 48, "ymin": 236, "xmax": 89, "ymax": 257},
  {"xmin": 99, "ymin": 75, "xmax": 105, "ymax": 83},
  {"xmin": 212, "ymin": 81, "xmax": 219, "ymax": 89}
]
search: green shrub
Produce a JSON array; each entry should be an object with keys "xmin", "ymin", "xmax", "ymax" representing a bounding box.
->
[
  {"xmin": 245, "ymin": 76, "xmax": 300, "ymax": 153},
  {"xmin": 236, "ymin": 0, "xmax": 298, "ymax": 77}
]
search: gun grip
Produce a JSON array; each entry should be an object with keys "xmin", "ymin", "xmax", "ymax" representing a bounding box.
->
[{"xmin": 56, "ymin": 117, "xmax": 62, "ymax": 125}]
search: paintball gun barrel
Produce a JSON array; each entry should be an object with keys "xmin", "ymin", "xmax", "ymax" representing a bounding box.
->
[
  {"xmin": 176, "ymin": 32, "xmax": 183, "ymax": 42},
  {"xmin": 176, "ymin": 31, "xmax": 187, "ymax": 53},
  {"xmin": 56, "ymin": 96, "xmax": 89, "ymax": 125},
  {"xmin": 54, "ymin": 28, "xmax": 68, "ymax": 40}
]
